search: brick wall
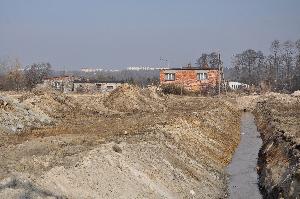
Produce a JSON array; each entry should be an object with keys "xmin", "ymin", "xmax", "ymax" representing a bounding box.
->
[{"xmin": 160, "ymin": 69, "xmax": 220, "ymax": 92}]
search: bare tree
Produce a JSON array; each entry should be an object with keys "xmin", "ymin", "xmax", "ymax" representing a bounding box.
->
[
  {"xmin": 291, "ymin": 39, "xmax": 300, "ymax": 90},
  {"xmin": 281, "ymin": 40, "xmax": 295, "ymax": 90},
  {"xmin": 233, "ymin": 49, "xmax": 258, "ymax": 85},
  {"xmin": 0, "ymin": 59, "xmax": 8, "ymax": 90},
  {"xmin": 24, "ymin": 62, "xmax": 52, "ymax": 90},
  {"xmin": 255, "ymin": 51, "xmax": 265, "ymax": 83},
  {"xmin": 270, "ymin": 40, "xmax": 280, "ymax": 84},
  {"xmin": 295, "ymin": 39, "xmax": 300, "ymax": 75},
  {"xmin": 7, "ymin": 59, "xmax": 24, "ymax": 91},
  {"xmin": 208, "ymin": 52, "xmax": 222, "ymax": 68},
  {"xmin": 196, "ymin": 53, "xmax": 209, "ymax": 68},
  {"xmin": 196, "ymin": 52, "xmax": 222, "ymax": 68},
  {"xmin": 230, "ymin": 39, "xmax": 300, "ymax": 91},
  {"xmin": 0, "ymin": 58, "xmax": 25, "ymax": 91},
  {"xmin": 0, "ymin": 60, "xmax": 8, "ymax": 74}
]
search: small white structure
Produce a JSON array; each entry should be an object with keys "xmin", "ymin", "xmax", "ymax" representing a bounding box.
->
[{"xmin": 228, "ymin": 81, "xmax": 249, "ymax": 90}]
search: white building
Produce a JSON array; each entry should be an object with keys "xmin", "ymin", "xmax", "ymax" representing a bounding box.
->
[
  {"xmin": 228, "ymin": 81, "xmax": 249, "ymax": 90},
  {"xmin": 81, "ymin": 68, "xmax": 103, "ymax": 73}
]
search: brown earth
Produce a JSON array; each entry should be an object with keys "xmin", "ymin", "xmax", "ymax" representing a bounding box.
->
[
  {"xmin": 0, "ymin": 85, "xmax": 241, "ymax": 199},
  {"xmin": 251, "ymin": 93, "xmax": 300, "ymax": 199}
]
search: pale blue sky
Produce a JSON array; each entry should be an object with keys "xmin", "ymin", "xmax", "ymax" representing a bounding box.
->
[{"xmin": 1, "ymin": 0, "xmax": 300, "ymax": 69}]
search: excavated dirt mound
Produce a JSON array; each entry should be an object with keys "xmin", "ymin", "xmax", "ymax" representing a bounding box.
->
[
  {"xmin": 0, "ymin": 133, "xmax": 230, "ymax": 199},
  {"xmin": 0, "ymin": 88, "xmax": 241, "ymax": 198},
  {"xmin": 0, "ymin": 96, "xmax": 52, "ymax": 134},
  {"xmin": 236, "ymin": 94, "xmax": 260, "ymax": 111},
  {"xmin": 104, "ymin": 84, "xmax": 165, "ymax": 113},
  {"xmin": 20, "ymin": 90, "xmax": 78, "ymax": 119}
]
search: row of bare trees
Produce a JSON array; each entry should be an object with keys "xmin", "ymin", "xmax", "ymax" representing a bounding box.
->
[
  {"xmin": 0, "ymin": 58, "xmax": 52, "ymax": 91},
  {"xmin": 231, "ymin": 39, "xmax": 300, "ymax": 91}
]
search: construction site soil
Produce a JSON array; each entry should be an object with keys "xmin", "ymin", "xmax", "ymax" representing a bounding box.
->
[
  {"xmin": 0, "ymin": 85, "xmax": 241, "ymax": 199},
  {"xmin": 237, "ymin": 92, "xmax": 300, "ymax": 199},
  {"xmin": 254, "ymin": 93, "xmax": 300, "ymax": 199},
  {"xmin": 2, "ymin": 85, "xmax": 298, "ymax": 199}
]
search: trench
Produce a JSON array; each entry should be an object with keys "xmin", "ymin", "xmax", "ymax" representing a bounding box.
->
[{"xmin": 226, "ymin": 112, "xmax": 263, "ymax": 199}]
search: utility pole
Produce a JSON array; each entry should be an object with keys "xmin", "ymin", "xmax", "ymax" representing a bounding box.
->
[{"xmin": 218, "ymin": 53, "xmax": 221, "ymax": 96}]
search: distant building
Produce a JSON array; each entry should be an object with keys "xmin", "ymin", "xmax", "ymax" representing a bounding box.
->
[
  {"xmin": 160, "ymin": 66, "xmax": 220, "ymax": 92},
  {"xmin": 42, "ymin": 76, "xmax": 122, "ymax": 93},
  {"xmin": 127, "ymin": 66, "xmax": 169, "ymax": 71},
  {"xmin": 81, "ymin": 68, "xmax": 103, "ymax": 73},
  {"xmin": 81, "ymin": 68, "xmax": 120, "ymax": 73},
  {"xmin": 73, "ymin": 81, "xmax": 122, "ymax": 93},
  {"xmin": 228, "ymin": 81, "xmax": 249, "ymax": 90},
  {"xmin": 43, "ymin": 76, "xmax": 75, "ymax": 93}
]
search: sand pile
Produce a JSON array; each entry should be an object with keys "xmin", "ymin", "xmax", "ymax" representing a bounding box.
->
[
  {"xmin": 104, "ymin": 84, "xmax": 165, "ymax": 113},
  {"xmin": 0, "ymin": 96, "xmax": 52, "ymax": 134},
  {"xmin": 20, "ymin": 90, "xmax": 78, "ymax": 118},
  {"xmin": 68, "ymin": 93, "xmax": 108, "ymax": 115}
]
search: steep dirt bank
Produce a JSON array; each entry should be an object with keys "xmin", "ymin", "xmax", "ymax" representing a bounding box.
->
[
  {"xmin": 0, "ymin": 86, "xmax": 241, "ymax": 198},
  {"xmin": 253, "ymin": 93, "xmax": 300, "ymax": 198}
]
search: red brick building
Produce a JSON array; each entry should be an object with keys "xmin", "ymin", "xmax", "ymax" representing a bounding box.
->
[{"xmin": 160, "ymin": 67, "xmax": 220, "ymax": 92}]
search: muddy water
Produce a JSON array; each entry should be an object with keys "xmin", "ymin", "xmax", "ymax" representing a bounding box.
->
[{"xmin": 227, "ymin": 112, "xmax": 263, "ymax": 199}]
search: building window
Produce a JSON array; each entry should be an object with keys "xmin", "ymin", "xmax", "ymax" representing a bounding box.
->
[
  {"xmin": 197, "ymin": 73, "xmax": 208, "ymax": 80},
  {"xmin": 107, "ymin": 86, "xmax": 114, "ymax": 90},
  {"xmin": 165, "ymin": 73, "xmax": 175, "ymax": 81},
  {"xmin": 96, "ymin": 83, "xmax": 102, "ymax": 88}
]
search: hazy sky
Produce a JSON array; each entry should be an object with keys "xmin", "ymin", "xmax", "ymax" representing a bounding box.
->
[{"xmin": 1, "ymin": 0, "xmax": 300, "ymax": 70}]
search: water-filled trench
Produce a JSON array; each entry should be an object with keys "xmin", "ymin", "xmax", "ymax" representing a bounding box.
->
[{"xmin": 227, "ymin": 112, "xmax": 263, "ymax": 199}]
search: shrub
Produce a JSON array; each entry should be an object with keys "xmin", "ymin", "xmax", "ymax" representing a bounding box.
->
[
  {"xmin": 200, "ymin": 85, "xmax": 219, "ymax": 96},
  {"xmin": 160, "ymin": 83, "xmax": 188, "ymax": 95}
]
